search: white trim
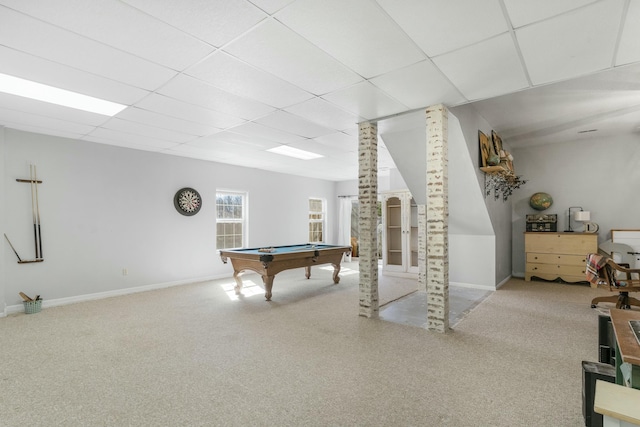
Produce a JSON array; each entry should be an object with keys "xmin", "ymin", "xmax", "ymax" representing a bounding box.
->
[
  {"xmin": 450, "ymin": 281, "xmax": 497, "ymax": 291},
  {"xmin": 3, "ymin": 274, "xmax": 228, "ymax": 315}
]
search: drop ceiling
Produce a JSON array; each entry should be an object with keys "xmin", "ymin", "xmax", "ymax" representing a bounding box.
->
[{"xmin": 0, "ymin": 0, "xmax": 638, "ymax": 181}]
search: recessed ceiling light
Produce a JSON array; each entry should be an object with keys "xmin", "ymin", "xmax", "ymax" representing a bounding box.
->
[
  {"xmin": 0, "ymin": 73, "xmax": 127, "ymax": 116},
  {"xmin": 267, "ymin": 145, "xmax": 323, "ymax": 160}
]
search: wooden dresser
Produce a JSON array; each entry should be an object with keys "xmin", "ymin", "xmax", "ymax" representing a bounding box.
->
[{"xmin": 524, "ymin": 232, "xmax": 598, "ymax": 283}]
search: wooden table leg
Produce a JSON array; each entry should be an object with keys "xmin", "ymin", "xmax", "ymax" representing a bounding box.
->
[
  {"xmin": 262, "ymin": 275, "xmax": 274, "ymax": 301},
  {"xmin": 233, "ymin": 271, "xmax": 243, "ymax": 295},
  {"xmin": 332, "ymin": 263, "xmax": 341, "ymax": 284}
]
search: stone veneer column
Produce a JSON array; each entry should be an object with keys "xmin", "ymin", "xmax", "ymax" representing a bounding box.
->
[
  {"xmin": 358, "ymin": 121, "xmax": 379, "ymax": 318},
  {"xmin": 417, "ymin": 204, "xmax": 427, "ymax": 291},
  {"xmin": 426, "ymin": 105, "xmax": 449, "ymax": 332}
]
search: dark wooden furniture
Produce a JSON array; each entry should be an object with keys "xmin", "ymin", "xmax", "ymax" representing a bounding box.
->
[
  {"xmin": 219, "ymin": 244, "xmax": 351, "ymax": 301},
  {"xmin": 591, "ymin": 259, "xmax": 640, "ymax": 310}
]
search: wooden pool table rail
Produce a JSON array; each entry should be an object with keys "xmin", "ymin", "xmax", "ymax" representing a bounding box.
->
[{"xmin": 219, "ymin": 245, "xmax": 351, "ymax": 301}]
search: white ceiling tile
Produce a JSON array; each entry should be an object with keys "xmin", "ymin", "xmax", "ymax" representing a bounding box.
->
[
  {"xmin": 284, "ymin": 98, "xmax": 363, "ymax": 131},
  {"xmin": 186, "ymin": 52, "xmax": 313, "ymax": 108},
  {"xmin": 276, "ymin": 0, "xmax": 425, "ymax": 78},
  {"xmin": 100, "ymin": 118, "xmax": 197, "ymax": 144},
  {"xmin": 0, "ymin": 93, "xmax": 111, "ymax": 126},
  {"xmin": 165, "ymin": 144, "xmax": 236, "ymax": 162},
  {"xmin": 0, "ymin": 6, "xmax": 176, "ymax": 91},
  {"xmin": 432, "ymin": 34, "xmax": 529, "ymax": 101},
  {"xmin": 312, "ymin": 132, "xmax": 357, "ymax": 151},
  {"xmin": 370, "ymin": 60, "xmax": 467, "ymax": 109},
  {"xmin": 82, "ymin": 135, "xmax": 170, "ymax": 154},
  {"xmin": 516, "ymin": 0, "xmax": 624, "ymax": 85},
  {"xmin": 223, "ymin": 19, "xmax": 362, "ymax": 94},
  {"xmin": 249, "ymin": 0, "xmax": 295, "ymax": 14},
  {"xmin": 1, "ymin": 121, "xmax": 87, "ymax": 140},
  {"xmin": 84, "ymin": 128, "xmax": 178, "ymax": 149},
  {"xmin": 503, "ymin": 0, "xmax": 597, "ymax": 28},
  {"xmin": 321, "ymin": 81, "xmax": 409, "ymax": 120},
  {"xmin": 123, "ymin": 0, "xmax": 267, "ymax": 47},
  {"xmin": 378, "ymin": 0, "xmax": 508, "ymax": 57},
  {"xmin": 2, "ymin": 0, "xmax": 214, "ymax": 70},
  {"xmin": 0, "ymin": 45, "xmax": 150, "ymax": 105},
  {"xmin": 616, "ymin": 0, "xmax": 640, "ymax": 66},
  {"xmin": 227, "ymin": 121, "xmax": 306, "ymax": 144},
  {"xmin": 189, "ymin": 131, "xmax": 280, "ymax": 150},
  {"xmin": 254, "ymin": 110, "xmax": 334, "ymax": 138},
  {"xmin": 158, "ymin": 74, "xmax": 275, "ymax": 120},
  {"xmin": 134, "ymin": 94, "xmax": 245, "ymax": 129},
  {"xmin": 115, "ymin": 107, "xmax": 220, "ymax": 136},
  {"xmin": 0, "ymin": 106, "xmax": 95, "ymax": 135}
]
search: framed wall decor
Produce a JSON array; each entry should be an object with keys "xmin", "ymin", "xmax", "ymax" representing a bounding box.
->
[
  {"xmin": 491, "ymin": 130, "xmax": 503, "ymax": 157},
  {"xmin": 478, "ymin": 130, "xmax": 490, "ymax": 167}
]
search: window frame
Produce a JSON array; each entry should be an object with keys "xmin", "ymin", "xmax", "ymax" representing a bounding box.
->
[
  {"xmin": 215, "ymin": 190, "xmax": 248, "ymax": 250},
  {"xmin": 308, "ymin": 197, "xmax": 326, "ymax": 243}
]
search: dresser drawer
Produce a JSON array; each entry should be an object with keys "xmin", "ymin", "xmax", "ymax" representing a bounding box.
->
[
  {"xmin": 525, "ymin": 233, "xmax": 597, "ymax": 254},
  {"xmin": 526, "ymin": 262, "xmax": 586, "ymax": 277},
  {"xmin": 526, "ymin": 253, "xmax": 588, "ymax": 266}
]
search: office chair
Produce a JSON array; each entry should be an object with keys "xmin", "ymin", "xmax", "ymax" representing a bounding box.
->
[{"xmin": 590, "ymin": 241, "xmax": 640, "ymax": 310}]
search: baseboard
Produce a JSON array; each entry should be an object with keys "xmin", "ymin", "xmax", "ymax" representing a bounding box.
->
[
  {"xmin": 496, "ymin": 275, "xmax": 512, "ymax": 289},
  {"xmin": 4, "ymin": 274, "xmax": 227, "ymax": 315},
  {"xmin": 449, "ymin": 281, "xmax": 495, "ymax": 291}
]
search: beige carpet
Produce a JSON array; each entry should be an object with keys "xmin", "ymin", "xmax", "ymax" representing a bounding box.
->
[{"xmin": 0, "ymin": 263, "xmax": 620, "ymax": 426}]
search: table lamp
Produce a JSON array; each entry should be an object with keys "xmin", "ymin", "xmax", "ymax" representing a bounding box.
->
[{"xmin": 566, "ymin": 206, "xmax": 588, "ymax": 232}]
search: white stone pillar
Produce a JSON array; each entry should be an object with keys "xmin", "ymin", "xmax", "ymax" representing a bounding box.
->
[
  {"xmin": 417, "ymin": 204, "xmax": 427, "ymax": 291},
  {"xmin": 358, "ymin": 121, "xmax": 379, "ymax": 318},
  {"xmin": 426, "ymin": 105, "xmax": 449, "ymax": 332}
]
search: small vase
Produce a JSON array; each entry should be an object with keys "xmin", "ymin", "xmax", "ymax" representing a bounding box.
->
[{"xmin": 487, "ymin": 145, "xmax": 500, "ymax": 166}]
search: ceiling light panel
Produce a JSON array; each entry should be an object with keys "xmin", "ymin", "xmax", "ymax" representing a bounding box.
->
[
  {"xmin": 378, "ymin": 0, "xmax": 508, "ymax": 57},
  {"xmin": 432, "ymin": 33, "xmax": 529, "ymax": 101},
  {"xmin": 227, "ymin": 121, "xmax": 307, "ymax": 145},
  {"xmin": 0, "ymin": 45, "xmax": 150, "ymax": 105},
  {"xmin": 122, "ymin": 0, "xmax": 267, "ymax": 47},
  {"xmin": 0, "ymin": 7, "xmax": 176, "ymax": 91},
  {"xmin": 0, "ymin": 73, "xmax": 126, "ymax": 116},
  {"xmin": 223, "ymin": 19, "xmax": 362, "ymax": 95},
  {"xmin": 276, "ymin": 0, "xmax": 425, "ymax": 78},
  {"xmin": 267, "ymin": 145, "xmax": 323, "ymax": 159},
  {"xmin": 0, "ymin": 106, "xmax": 96, "ymax": 135},
  {"xmin": 1, "ymin": 0, "xmax": 214, "ymax": 70},
  {"xmin": 516, "ymin": 0, "xmax": 624, "ymax": 85},
  {"xmin": 0, "ymin": 92, "xmax": 116, "ymax": 126},
  {"xmin": 186, "ymin": 52, "xmax": 314, "ymax": 108}
]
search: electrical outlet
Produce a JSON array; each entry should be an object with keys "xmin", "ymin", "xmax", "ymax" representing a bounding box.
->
[{"xmin": 122, "ymin": 268, "xmax": 128, "ymax": 276}]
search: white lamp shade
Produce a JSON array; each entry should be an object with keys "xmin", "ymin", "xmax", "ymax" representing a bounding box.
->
[{"xmin": 574, "ymin": 211, "xmax": 591, "ymax": 221}]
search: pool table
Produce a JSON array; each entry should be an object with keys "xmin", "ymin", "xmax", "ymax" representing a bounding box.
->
[{"xmin": 219, "ymin": 244, "xmax": 351, "ymax": 301}]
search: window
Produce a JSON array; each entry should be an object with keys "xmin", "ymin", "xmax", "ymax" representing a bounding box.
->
[
  {"xmin": 216, "ymin": 191, "xmax": 247, "ymax": 249},
  {"xmin": 308, "ymin": 198, "xmax": 325, "ymax": 243}
]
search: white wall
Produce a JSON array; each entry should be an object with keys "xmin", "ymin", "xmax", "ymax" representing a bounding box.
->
[
  {"xmin": 450, "ymin": 104, "xmax": 513, "ymax": 285},
  {"xmin": 510, "ymin": 134, "xmax": 640, "ymax": 276},
  {"xmin": 1, "ymin": 129, "xmax": 338, "ymax": 314},
  {"xmin": 0, "ymin": 127, "xmax": 6, "ymax": 315}
]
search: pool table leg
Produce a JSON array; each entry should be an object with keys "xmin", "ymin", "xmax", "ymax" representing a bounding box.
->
[
  {"xmin": 233, "ymin": 271, "xmax": 243, "ymax": 295},
  {"xmin": 332, "ymin": 263, "xmax": 341, "ymax": 284},
  {"xmin": 262, "ymin": 275, "xmax": 274, "ymax": 301},
  {"xmin": 305, "ymin": 266, "xmax": 311, "ymax": 279}
]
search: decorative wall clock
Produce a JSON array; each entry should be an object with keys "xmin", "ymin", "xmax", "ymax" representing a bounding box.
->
[{"xmin": 174, "ymin": 187, "xmax": 202, "ymax": 216}]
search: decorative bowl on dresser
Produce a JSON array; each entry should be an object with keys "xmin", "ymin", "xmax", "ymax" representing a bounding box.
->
[{"xmin": 525, "ymin": 232, "xmax": 598, "ymax": 283}]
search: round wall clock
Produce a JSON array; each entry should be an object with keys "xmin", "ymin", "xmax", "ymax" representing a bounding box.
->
[{"xmin": 174, "ymin": 187, "xmax": 202, "ymax": 216}]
